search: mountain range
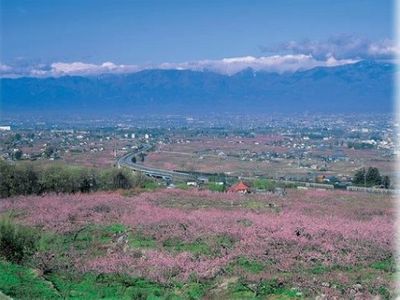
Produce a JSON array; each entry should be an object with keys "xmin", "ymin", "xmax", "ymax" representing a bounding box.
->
[{"xmin": 0, "ymin": 60, "xmax": 394, "ymax": 116}]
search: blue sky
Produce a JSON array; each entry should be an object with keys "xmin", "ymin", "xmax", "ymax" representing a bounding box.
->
[{"xmin": 0, "ymin": 0, "xmax": 396, "ymax": 76}]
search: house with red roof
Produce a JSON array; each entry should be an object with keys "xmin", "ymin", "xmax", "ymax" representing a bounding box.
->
[{"xmin": 228, "ymin": 181, "xmax": 250, "ymax": 193}]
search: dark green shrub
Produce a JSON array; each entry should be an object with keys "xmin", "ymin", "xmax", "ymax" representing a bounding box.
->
[{"xmin": 0, "ymin": 216, "xmax": 39, "ymax": 264}]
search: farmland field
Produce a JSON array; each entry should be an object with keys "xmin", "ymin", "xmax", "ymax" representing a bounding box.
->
[
  {"xmin": 144, "ymin": 136, "xmax": 394, "ymax": 179},
  {"xmin": 0, "ymin": 188, "xmax": 396, "ymax": 299}
]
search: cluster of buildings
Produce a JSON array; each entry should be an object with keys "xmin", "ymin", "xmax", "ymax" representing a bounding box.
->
[{"xmin": 0, "ymin": 114, "xmax": 394, "ymax": 189}]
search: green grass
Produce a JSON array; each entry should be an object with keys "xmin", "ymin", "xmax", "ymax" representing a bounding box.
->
[
  {"xmin": 163, "ymin": 238, "xmax": 211, "ymax": 256},
  {"xmin": 172, "ymin": 281, "xmax": 208, "ymax": 300},
  {"xmin": 144, "ymin": 181, "xmax": 160, "ymax": 191},
  {"xmin": 57, "ymin": 224, "xmax": 159, "ymax": 253},
  {"xmin": 37, "ymin": 223, "xmax": 131, "ymax": 257},
  {"xmin": 0, "ymin": 260, "xmax": 183, "ymax": 300},
  {"xmin": 308, "ymin": 264, "xmax": 352, "ymax": 275},
  {"xmin": 45, "ymin": 272, "xmax": 175, "ymax": 299},
  {"xmin": 104, "ymin": 223, "xmax": 128, "ymax": 234},
  {"xmin": 376, "ymin": 286, "xmax": 391, "ymax": 300},
  {"xmin": 163, "ymin": 235, "xmax": 235, "ymax": 257},
  {"xmin": 0, "ymin": 260, "xmax": 59, "ymax": 299},
  {"xmin": 308, "ymin": 258, "xmax": 395, "ymax": 276},
  {"xmin": 229, "ymin": 280, "xmax": 257, "ymax": 299},
  {"xmin": 0, "ymin": 259, "xmax": 210, "ymax": 300},
  {"xmin": 227, "ymin": 257, "xmax": 265, "ymax": 274},
  {"xmin": 64, "ymin": 223, "xmax": 157, "ymax": 251},
  {"xmin": 306, "ymin": 261, "xmax": 396, "ymax": 299},
  {"xmin": 309, "ymin": 264, "xmax": 331, "ymax": 275},
  {"xmin": 63, "ymin": 225, "xmax": 113, "ymax": 251},
  {"xmin": 370, "ymin": 258, "xmax": 395, "ymax": 273},
  {"xmin": 227, "ymin": 278, "xmax": 300, "ymax": 299},
  {"xmin": 130, "ymin": 232, "xmax": 157, "ymax": 248},
  {"xmin": 255, "ymin": 279, "xmax": 299, "ymax": 298}
]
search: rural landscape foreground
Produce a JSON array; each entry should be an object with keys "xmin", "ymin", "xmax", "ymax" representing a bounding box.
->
[
  {"xmin": 1, "ymin": 0, "xmax": 398, "ymax": 299},
  {"xmin": 0, "ymin": 187, "xmax": 395, "ymax": 299},
  {"xmin": 0, "ymin": 114, "xmax": 397, "ymax": 299}
]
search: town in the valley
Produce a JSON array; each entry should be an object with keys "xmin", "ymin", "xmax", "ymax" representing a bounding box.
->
[{"xmin": 0, "ymin": 113, "xmax": 396, "ymax": 193}]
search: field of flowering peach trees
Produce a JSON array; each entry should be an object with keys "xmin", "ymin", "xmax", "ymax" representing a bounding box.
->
[{"xmin": 0, "ymin": 188, "xmax": 396, "ymax": 299}]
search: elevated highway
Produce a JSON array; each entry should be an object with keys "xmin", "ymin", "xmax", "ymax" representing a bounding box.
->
[{"xmin": 117, "ymin": 149, "xmax": 196, "ymax": 181}]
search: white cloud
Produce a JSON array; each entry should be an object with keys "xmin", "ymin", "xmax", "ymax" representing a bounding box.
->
[
  {"xmin": 0, "ymin": 55, "xmax": 360, "ymax": 78},
  {"xmin": 265, "ymin": 35, "xmax": 399, "ymax": 60},
  {"xmin": 156, "ymin": 54, "xmax": 358, "ymax": 75},
  {"xmin": 367, "ymin": 40, "xmax": 398, "ymax": 58},
  {"xmin": 48, "ymin": 61, "xmax": 140, "ymax": 76},
  {"xmin": 0, "ymin": 63, "xmax": 19, "ymax": 77},
  {"xmin": 0, "ymin": 64, "xmax": 12, "ymax": 72}
]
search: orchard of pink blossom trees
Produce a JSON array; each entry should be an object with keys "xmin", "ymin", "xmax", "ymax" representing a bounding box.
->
[{"xmin": 0, "ymin": 188, "xmax": 395, "ymax": 298}]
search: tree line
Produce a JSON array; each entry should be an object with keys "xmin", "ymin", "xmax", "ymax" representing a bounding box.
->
[
  {"xmin": 0, "ymin": 160, "xmax": 152, "ymax": 198},
  {"xmin": 352, "ymin": 167, "xmax": 391, "ymax": 189}
]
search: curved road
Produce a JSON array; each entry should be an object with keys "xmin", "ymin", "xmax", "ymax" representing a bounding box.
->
[{"xmin": 117, "ymin": 146, "xmax": 196, "ymax": 181}]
